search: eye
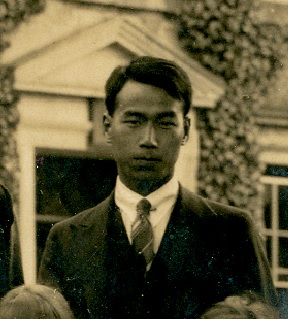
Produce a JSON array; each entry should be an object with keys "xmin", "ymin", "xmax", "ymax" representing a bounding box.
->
[
  {"xmin": 123, "ymin": 116, "xmax": 143, "ymax": 126},
  {"xmin": 157, "ymin": 119, "xmax": 177, "ymax": 128}
]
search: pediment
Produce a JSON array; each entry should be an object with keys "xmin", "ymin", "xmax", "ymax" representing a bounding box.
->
[{"xmin": 4, "ymin": 16, "xmax": 225, "ymax": 108}]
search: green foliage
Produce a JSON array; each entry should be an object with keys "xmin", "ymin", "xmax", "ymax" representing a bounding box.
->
[{"xmin": 178, "ymin": 0, "xmax": 285, "ymax": 216}]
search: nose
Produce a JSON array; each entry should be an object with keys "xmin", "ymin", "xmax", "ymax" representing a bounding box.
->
[{"xmin": 139, "ymin": 123, "xmax": 158, "ymax": 148}]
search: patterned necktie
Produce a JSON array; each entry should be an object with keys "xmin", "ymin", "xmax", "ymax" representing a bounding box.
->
[{"xmin": 132, "ymin": 198, "xmax": 154, "ymax": 266}]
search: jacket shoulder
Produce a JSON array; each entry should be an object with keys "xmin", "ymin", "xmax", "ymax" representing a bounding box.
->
[
  {"xmin": 179, "ymin": 185, "xmax": 253, "ymax": 222},
  {"xmin": 51, "ymin": 194, "xmax": 112, "ymax": 232}
]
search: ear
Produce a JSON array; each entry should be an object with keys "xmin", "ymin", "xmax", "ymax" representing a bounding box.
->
[
  {"xmin": 181, "ymin": 116, "xmax": 190, "ymax": 145},
  {"xmin": 103, "ymin": 113, "xmax": 112, "ymax": 144}
]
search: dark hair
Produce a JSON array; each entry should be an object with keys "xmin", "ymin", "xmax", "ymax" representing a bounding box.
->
[{"xmin": 105, "ymin": 56, "xmax": 192, "ymax": 116}]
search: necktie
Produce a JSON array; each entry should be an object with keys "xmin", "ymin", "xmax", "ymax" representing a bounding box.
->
[{"xmin": 132, "ymin": 199, "xmax": 154, "ymax": 266}]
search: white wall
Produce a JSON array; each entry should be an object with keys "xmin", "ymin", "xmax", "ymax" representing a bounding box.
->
[
  {"xmin": 16, "ymin": 93, "xmax": 91, "ymax": 283},
  {"xmin": 175, "ymin": 111, "xmax": 198, "ymax": 193},
  {"xmin": 258, "ymin": 127, "xmax": 288, "ymax": 165}
]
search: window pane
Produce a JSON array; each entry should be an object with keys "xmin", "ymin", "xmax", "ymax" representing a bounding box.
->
[
  {"xmin": 279, "ymin": 185, "xmax": 288, "ymax": 230},
  {"xmin": 36, "ymin": 155, "xmax": 117, "ymax": 216},
  {"xmin": 266, "ymin": 165, "xmax": 288, "ymax": 178},
  {"xmin": 264, "ymin": 184, "xmax": 272, "ymax": 229},
  {"xmin": 36, "ymin": 153, "xmax": 117, "ymax": 271},
  {"xmin": 263, "ymin": 165, "xmax": 288, "ymax": 287},
  {"xmin": 279, "ymin": 274, "xmax": 288, "ymax": 282},
  {"xmin": 266, "ymin": 236, "xmax": 272, "ymax": 267},
  {"xmin": 279, "ymin": 237, "xmax": 288, "ymax": 268}
]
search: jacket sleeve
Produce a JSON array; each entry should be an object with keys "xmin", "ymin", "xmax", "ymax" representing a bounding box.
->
[
  {"xmin": 205, "ymin": 197, "xmax": 278, "ymax": 308},
  {"xmin": 10, "ymin": 219, "xmax": 24, "ymax": 287},
  {"xmin": 0, "ymin": 185, "xmax": 17, "ymax": 296},
  {"xmin": 217, "ymin": 208, "xmax": 278, "ymax": 308},
  {"xmin": 38, "ymin": 223, "xmax": 65, "ymax": 290},
  {"xmin": 248, "ymin": 218, "xmax": 279, "ymax": 308},
  {"xmin": 38, "ymin": 217, "xmax": 100, "ymax": 319}
]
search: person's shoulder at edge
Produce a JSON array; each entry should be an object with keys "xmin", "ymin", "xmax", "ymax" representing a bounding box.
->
[{"xmin": 0, "ymin": 184, "xmax": 14, "ymax": 229}]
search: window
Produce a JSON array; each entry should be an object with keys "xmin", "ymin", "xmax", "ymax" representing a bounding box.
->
[
  {"xmin": 261, "ymin": 165, "xmax": 288, "ymax": 288},
  {"xmin": 36, "ymin": 150, "xmax": 117, "ymax": 271}
]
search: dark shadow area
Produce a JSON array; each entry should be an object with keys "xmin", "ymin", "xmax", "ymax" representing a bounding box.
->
[{"xmin": 35, "ymin": 152, "xmax": 117, "ymax": 272}]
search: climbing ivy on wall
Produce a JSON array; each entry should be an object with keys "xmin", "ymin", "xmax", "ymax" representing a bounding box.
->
[
  {"xmin": 0, "ymin": 0, "xmax": 45, "ymax": 52},
  {"xmin": 0, "ymin": 66, "xmax": 19, "ymax": 206},
  {"xmin": 178, "ymin": 0, "xmax": 285, "ymax": 220},
  {"xmin": 0, "ymin": 0, "xmax": 45, "ymax": 206}
]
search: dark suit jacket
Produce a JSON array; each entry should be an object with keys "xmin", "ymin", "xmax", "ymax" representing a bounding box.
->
[
  {"xmin": 39, "ymin": 185, "xmax": 277, "ymax": 319},
  {"xmin": 0, "ymin": 185, "xmax": 13, "ymax": 297},
  {"xmin": 0, "ymin": 185, "xmax": 23, "ymax": 292}
]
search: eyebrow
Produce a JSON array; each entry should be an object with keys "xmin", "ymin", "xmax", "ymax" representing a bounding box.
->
[
  {"xmin": 156, "ymin": 112, "xmax": 178, "ymax": 118},
  {"xmin": 122, "ymin": 111, "xmax": 145, "ymax": 117},
  {"xmin": 122, "ymin": 111, "xmax": 178, "ymax": 117}
]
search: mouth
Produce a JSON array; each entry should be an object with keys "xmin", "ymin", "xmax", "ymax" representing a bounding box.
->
[
  {"xmin": 132, "ymin": 157, "xmax": 161, "ymax": 172},
  {"xmin": 134, "ymin": 157, "xmax": 161, "ymax": 162}
]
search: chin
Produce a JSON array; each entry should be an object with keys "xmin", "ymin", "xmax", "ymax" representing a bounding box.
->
[
  {"xmin": 121, "ymin": 164, "xmax": 172, "ymax": 184},
  {"xmin": 137, "ymin": 171, "xmax": 171, "ymax": 184}
]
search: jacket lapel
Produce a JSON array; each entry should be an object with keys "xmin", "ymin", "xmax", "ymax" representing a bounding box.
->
[
  {"xmin": 151, "ymin": 185, "xmax": 217, "ymax": 279},
  {"xmin": 66, "ymin": 186, "xmax": 219, "ymax": 318},
  {"xmin": 67, "ymin": 193, "xmax": 114, "ymax": 318}
]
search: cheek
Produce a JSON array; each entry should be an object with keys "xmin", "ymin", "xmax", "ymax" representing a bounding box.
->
[
  {"xmin": 112, "ymin": 131, "xmax": 133, "ymax": 143},
  {"xmin": 163, "ymin": 132, "xmax": 183, "ymax": 148},
  {"xmin": 161, "ymin": 138, "xmax": 183, "ymax": 161},
  {"xmin": 110, "ymin": 131, "xmax": 135, "ymax": 153}
]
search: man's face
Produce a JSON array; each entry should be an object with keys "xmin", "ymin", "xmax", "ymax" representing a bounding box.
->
[{"xmin": 104, "ymin": 80, "xmax": 190, "ymax": 194}]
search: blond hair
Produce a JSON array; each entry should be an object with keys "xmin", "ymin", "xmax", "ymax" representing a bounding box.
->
[
  {"xmin": 201, "ymin": 292, "xmax": 281, "ymax": 319},
  {"xmin": 0, "ymin": 284, "xmax": 74, "ymax": 319}
]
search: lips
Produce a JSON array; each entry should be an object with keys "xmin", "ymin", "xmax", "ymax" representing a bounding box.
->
[
  {"xmin": 132, "ymin": 157, "xmax": 161, "ymax": 171},
  {"xmin": 134, "ymin": 156, "xmax": 161, "ymax": 162}
]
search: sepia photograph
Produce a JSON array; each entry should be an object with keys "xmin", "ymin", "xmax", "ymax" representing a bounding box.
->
[{"xmin": 1, "ymin": 0, "xmax": 288, "ymax": 318}]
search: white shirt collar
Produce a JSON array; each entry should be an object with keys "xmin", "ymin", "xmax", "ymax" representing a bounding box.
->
[{"xmin": 115, "ymin": 175, "xmax": 179, "ymax": 225}]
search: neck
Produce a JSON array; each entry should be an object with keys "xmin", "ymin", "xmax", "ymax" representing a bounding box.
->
[{"xmin": 120, "ymin": 177, "xmax": 172, "ymax": 197}]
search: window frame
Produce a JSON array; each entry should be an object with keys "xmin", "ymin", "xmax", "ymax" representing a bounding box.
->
[{"xmin": 260, "ymin": 174, "xmax": 288, "ymax": 288}]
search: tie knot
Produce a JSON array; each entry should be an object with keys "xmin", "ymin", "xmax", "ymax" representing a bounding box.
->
[{"xmin": 136, "ymin": 198, "xmax": 152, "ymax": 216}]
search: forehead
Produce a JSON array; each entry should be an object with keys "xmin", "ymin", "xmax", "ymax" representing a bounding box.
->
[{"xmin": 115, "ymin": 80, "xmax": 184, "ymax": 115}]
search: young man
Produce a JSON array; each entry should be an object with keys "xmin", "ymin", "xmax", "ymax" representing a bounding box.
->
[{"xmin": 39, "ymin": 56, "xmax": 277, "ymax": 319}]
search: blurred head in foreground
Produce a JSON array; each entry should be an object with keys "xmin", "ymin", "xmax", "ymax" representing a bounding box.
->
[
  {"xmin": 0, "ymin": 284, "xmax": 75, "ymax": 319},
  {"xmin": 200, "ymin": 291, "xmax": 282, "ymax": 319}
]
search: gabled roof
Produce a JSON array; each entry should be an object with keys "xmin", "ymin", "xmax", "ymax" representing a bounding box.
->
[{"xmin": 3, "ymin": 9, "xmax": 225, "ymax": 108}]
